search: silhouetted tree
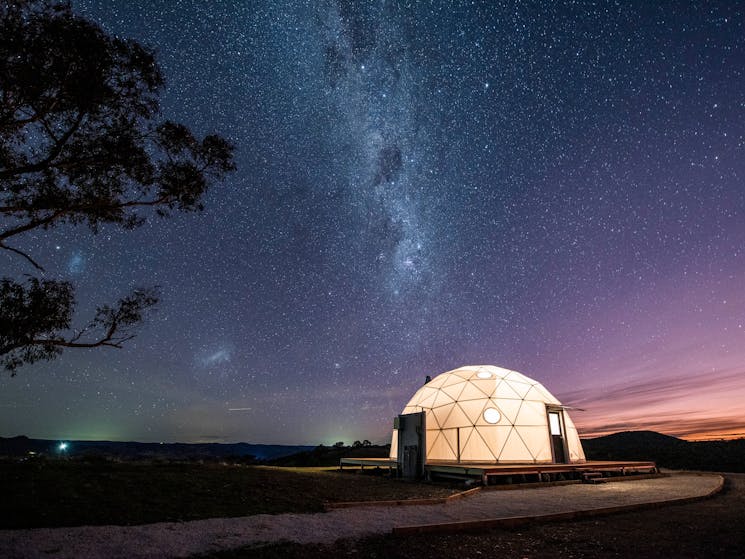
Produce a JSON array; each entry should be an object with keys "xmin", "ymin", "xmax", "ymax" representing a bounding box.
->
[{"xmin": 0, "ymin": 1, "xmax": 235, "ymax": 373}]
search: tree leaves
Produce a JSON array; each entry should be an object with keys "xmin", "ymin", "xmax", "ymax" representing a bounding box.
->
[
  {"xmin": 0, "ymin": 0, "xmax": 235, "ymax": 373},
  {"xmin": 0, "ymin": 278, "xmax": 73, "ymax": 371}
]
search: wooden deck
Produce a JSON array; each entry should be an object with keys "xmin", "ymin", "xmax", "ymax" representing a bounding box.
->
[
  {"xmin": 339, "ymin": 457, "xmax": 397, "ymax": 468},
  {"xmin": 339, "ymin": 457, "xmax": 658, "ymax": 484}
]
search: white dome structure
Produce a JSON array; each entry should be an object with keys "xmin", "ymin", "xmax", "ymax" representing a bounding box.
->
[{"xmin": 390, "ymin": 365, "xmax": 586, "ymax": 464}]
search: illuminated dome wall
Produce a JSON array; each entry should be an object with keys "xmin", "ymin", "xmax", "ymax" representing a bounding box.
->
[{"xmin": 390, "ymin": 365, "xmax": 586, "ymax": 464}]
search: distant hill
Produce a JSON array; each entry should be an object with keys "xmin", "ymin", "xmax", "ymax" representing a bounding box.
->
[
  {"xmin": 6, "ymin": 431, "xmax": 742, "ymax": 472},
  {"xmin": 268, "ymin": 443, "xmax": 391, "ymax": 467},
  {"xmin": 583, "ymin": 430, "xmax": 685, "ymax": 460},
  {"xmin": 582, "ymin": 430, "xmax": 745, "ymax": 473},
  {"xmin": 0, "ymin": 436, "xmax": 313, "ymax": 461}
]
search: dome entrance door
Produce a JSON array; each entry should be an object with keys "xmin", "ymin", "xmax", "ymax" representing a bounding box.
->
[
  {"xmin": 395, "ymin": 411, "xmax": 426, "ymax": 478},
  {"xmin": 547, "ymin": 408, "xmax": 568, "ymax": 463}
]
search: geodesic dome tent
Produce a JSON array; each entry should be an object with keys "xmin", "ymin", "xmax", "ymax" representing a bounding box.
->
[{"xmin": 390, "ymin": 365, "xmax": 586, "ymax": 464}]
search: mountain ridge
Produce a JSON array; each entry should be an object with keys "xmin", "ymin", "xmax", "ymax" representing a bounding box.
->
[
  {"xmin": 0, "ymin": 435, "xmax": 314, "ymax": 461},
  {"xmin": 582, "ymin": 430, "xmax": 745, "ymax": 472}
]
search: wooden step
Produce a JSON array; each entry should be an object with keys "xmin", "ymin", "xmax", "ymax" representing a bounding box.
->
[{"xmin": 581, "ymin": 471, "xmax": 605, "ymax": 483}]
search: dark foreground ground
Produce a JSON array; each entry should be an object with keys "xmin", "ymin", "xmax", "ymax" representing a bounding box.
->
[
  {"xmin": 0, "ymin": 460, "xmax": 456, "ymax": 528},
  {"xmin": 209, "ymin": 473, "xmax": 745, "ymax": 559},
  {"xmin": 3, "ymin": 459, "xmax": 742, "ymax": 558}
]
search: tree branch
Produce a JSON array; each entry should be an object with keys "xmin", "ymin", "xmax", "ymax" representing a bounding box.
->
[
  {"xmin": 0, "ymin": 111, "xmax": 85, "ymax": 180},
  {"xmin": 0, "ymin": 243, "xmax": 46, "ymax": 271},
  {"xmin": 0, "ymin": 334, "xmax": 134, "ymax": 356},
  {"xmin": 0, "ymin": 210, "xmax": 66, "ymax": 242},
  {"xmin": 0, "ymin": 195, "xmax": 170, "ymax": 242},
  {"xmin": 30, "ymin": 334, "xmax": 135, "ymax": 349}
]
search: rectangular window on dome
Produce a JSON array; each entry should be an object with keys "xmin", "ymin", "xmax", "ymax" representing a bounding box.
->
[{"xmin": 549, "ymin": 412, "xmax": 562, "ymax": 436}]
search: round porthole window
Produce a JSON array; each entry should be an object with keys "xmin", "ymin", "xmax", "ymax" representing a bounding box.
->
[
  {"xmin": 483, "ymin": 407, "xmax": 501, "ymax": 424},
  {"xmin": 477, "ymin": 371, "xmax": 492, "ymax": 379}
]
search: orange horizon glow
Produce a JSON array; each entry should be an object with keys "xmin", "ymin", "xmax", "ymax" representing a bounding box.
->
[
  {"xmin": 579, "ymin": 428, "xmax": 745, "ymax": 442},
  {"xmin": 559, "ymin": 365, "xmax": 745, "ymax": 444}
]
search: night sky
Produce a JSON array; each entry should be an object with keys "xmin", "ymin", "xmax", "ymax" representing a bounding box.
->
[{"xmin": 2, "ymin": 1, "xmax": 745, "ymax": 445}]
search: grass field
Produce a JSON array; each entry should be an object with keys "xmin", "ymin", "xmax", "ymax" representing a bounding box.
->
[{"xmin": 0, "ymin": 459, "xmax": 457, "ymax": 529}]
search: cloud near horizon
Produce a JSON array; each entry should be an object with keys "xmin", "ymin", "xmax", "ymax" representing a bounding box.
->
[{"xmin": 558, "ymin": 367, "xmax": 745, "ymax": 440}]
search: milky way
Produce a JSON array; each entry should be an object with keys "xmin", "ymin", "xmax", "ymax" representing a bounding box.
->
[{"xmin": 2, "ymin": 1, "xmax": 744, "ymax": 444}]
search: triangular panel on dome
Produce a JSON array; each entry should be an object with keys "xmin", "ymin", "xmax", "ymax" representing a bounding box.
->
[
  {"xmin": 440, "ymin": 374, "xmax": 467, "ymax": 389},
  {"xmin": 459, "ymin": 426, "xmax": 496, "ymax": 462},
  {"xmin": 496, "ymin": 426, "xmax": 535, "ymax": 461},
  {"xmin": 432, "ymin": 388, "xmax": 455, "ymax": 408},
  {"xmin": 568, "ymin": 447, "xmax": 583, "ymax": 461},
  {"xmin": 517, "ymin": 425, "xmax": 552, "ymax": 462},
  {"xmin": 524, "ymin": 384, "xmax": 560, "ymax": 404},
  {"xmin": 566, "ymin": 428, "xmax": 586, "ymax": 462},
  {"xmin": 422, "ymin": 374, "xmax": 449, "ymax": 389},
  {"xmin": 458, "ymin": 381, "xmax": 492, "ymax": 402},
  {"xmin": 564, "ymin": 417, "xmax": 586, "ymax": 461},
  {"xmin": 494, "ymin": 380, "xmax": 524, "ymax": 400},
  {"xmin": 426, "ymin": 430, "xmax": 456, "ymax": 461},
  {"xmin": 440, "ymin": 428, "xmax": 459, "ymax": 459},
  {"xmin": 503, "ymin": 370, "xmax": 532, "ymax": 384},
  {"xmin": 457, "ymin": 426, "xmax": 474, "ymax": 456},
  {"xmin": 504, "ymin": 379, "xmax": 533, "ymax": 399},
  {"xmin": 443, "ymin": 402, "xmax": 472, "ymax": 428},
  {"xmin": 426, "ymin": 430, "xmax": 440, "ymax": 455},
  {"xmin": 514, "ymin": 399, "xmax": 548, "ymax": 425},
  {"xmin": 452, "ymin": 368, "xmax": 477, "ymax": 380},
  {"xmin": 488, "ymin": 425, "xmax": 513, "ymax": 457},
  {"xmin": 495, "ymin": 398, "xmax": 523, "ymax": 424},
  {"xmin": 415, "ymin": 387, "xmax": 439, "ymax": 409},
  {"xmin": 474, "ymin": 425, "xmax": 503, "ymax": 452},
  {"xmin": 431, "ymin": 403, "xmax": 455, "ymax": 428},
  {"xmin": 469, "ymin": 378, "xmax": 498, "ymax": 398},
  {"xmin": 430, "ymin": 431, "xmax": 458, "ymax": 461},
  {"xmin": 459, "ymin": 397, "xmax": 489, "ymax": 425},
  {"xmin": 440, "ymin": 380, "xmax": 467, "ymax": 402}
]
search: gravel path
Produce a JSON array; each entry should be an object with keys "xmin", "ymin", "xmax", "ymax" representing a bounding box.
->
[{"xmin": 0, "ymin": 474, "xmax": 721, "ymax": 559}]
